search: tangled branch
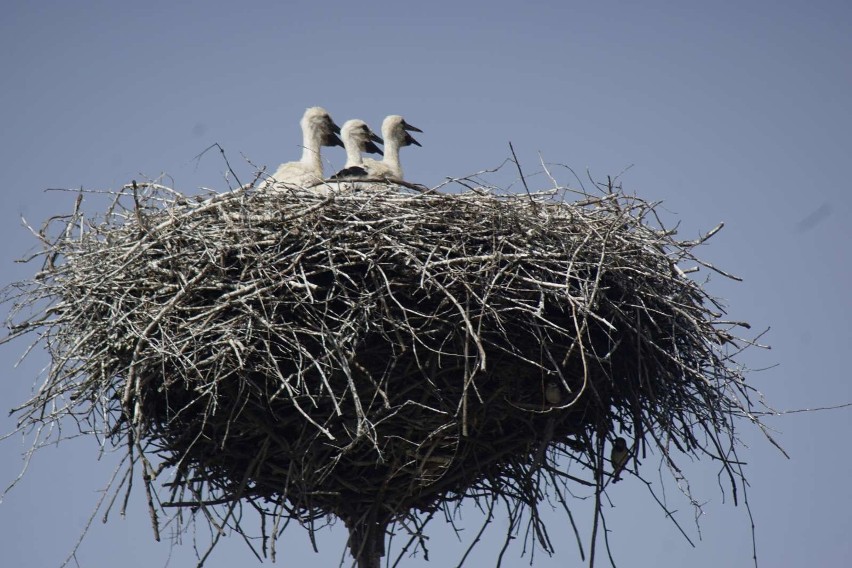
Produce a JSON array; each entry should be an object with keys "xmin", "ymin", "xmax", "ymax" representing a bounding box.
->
[{"xmin": 2, "ymin": 170, "xmax": 767, "ymax": 567}]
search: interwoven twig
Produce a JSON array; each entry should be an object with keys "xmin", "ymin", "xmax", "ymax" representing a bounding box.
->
[{"xmin": 2, "ymin": 174, "xmax": 762, "ymax": 567}]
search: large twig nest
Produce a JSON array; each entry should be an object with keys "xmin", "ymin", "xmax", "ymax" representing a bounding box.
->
[{"xmin": 3, "ymin": 177, "xmax": 758, "ymax": 565}]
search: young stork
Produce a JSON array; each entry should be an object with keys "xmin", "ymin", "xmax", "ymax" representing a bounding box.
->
[
  {"xmin": 361, "ymin": 115, "xmax": 422, "ymax": 182},
  {"xmin": 259, "ymin": 106, "xmax": 343, "ymax": 191},
  {"xmin": 330, "ymin": 119, "xmax": 384, "ymax": 180}
]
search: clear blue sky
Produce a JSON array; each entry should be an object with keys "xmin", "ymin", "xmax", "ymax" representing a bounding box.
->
[{"xmin": 1, "ymin": 1, "xmax": 850, "ymax": 566}]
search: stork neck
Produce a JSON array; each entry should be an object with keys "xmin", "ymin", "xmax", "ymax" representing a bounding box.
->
[
  {"xmin": 382, "ymin": 138, "xmax": 401, "ymax": 170},
  {"xmin": 344, "ymin": 140, "xmax": 363, "ymax": 167},
  {"xmin": 300, "ymin": 131, "xmax": 323, "ymax": 173}
]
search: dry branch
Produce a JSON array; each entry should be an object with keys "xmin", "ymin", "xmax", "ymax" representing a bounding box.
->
[{"xmin": 2, "ymin": 173, "xmax": 763, "ymax": 567}]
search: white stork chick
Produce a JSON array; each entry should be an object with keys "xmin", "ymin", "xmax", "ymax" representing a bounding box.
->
[
  {"xmin": 362, "ymin": 115, "xmax": 422, "ymax": 181},
  {"xmin": 330, "ymin": 119, "xmax": 384, "ymax": 179},
  {"xmin": 259, "ymin": 107, "xmax": 343, "ymax": 191}
]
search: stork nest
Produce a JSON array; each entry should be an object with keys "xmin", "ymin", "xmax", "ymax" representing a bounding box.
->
[{"xmin": 3, "ymin": 175, "xmax": 760, "ymax": 565}]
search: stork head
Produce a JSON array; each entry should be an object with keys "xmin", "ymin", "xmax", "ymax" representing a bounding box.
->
[
  {"xmin": 302, "ymin": 107, "xmax": 343, "ymax": 148},
  {"xmin": 341, "ymin": 119, "xmax": 384, "ymax": 156},
  {"xmin": 382, "ymin": 115, "xmax": 423, "ymax": 148}
]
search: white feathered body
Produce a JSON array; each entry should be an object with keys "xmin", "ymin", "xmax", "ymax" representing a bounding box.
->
[
  {"xmin": 362, "ymin": 115, "xmax": 421, "ymax": 182},
  {"xmin": 260, "ymin": 106, "xmax": 342, "ymax": 191}
]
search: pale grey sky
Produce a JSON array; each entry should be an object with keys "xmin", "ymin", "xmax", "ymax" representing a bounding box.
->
[{"xmin": 1, "ymin": 1, "xmax": 850, "ymax": 567}]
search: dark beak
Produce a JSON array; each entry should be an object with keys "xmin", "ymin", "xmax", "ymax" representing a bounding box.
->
[
  {"xmin": 325, "ymin": 119, "xmax": 343, "ymax": 147},
  {"xmin": 325, "ymin": 132, "xmax": 344, "ymax": 147},
  {"xmin": 401, "ymin": 120, "xmax": 422, "ymax": 133},
  {"xmin": 364, "ymin": 140, "xmax": 383, "ymax": 156},
  {"xmin": 370, "ymin": 131, "xmax": 384, "ymax": 145},
  {"xmin": 403, "ymin": 131, "xmax": 421, "ymax": 147}
]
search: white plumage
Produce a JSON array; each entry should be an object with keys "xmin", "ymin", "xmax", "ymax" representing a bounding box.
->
[
  {"xmin": 361, "ymin": 115, "xmax": 422, "ymax": 181},
  {"xmin": 259, "ymin": 107, "xmax": 343, "ymax": 191},
  {"xmin": 330, "ymin": 119, "xmax": 384, "ymax": 179}
]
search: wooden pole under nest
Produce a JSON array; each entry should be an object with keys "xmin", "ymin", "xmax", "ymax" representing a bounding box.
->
[{"xmin": 345, "ymin": 513, "xmax": 389, "ymax": 568}]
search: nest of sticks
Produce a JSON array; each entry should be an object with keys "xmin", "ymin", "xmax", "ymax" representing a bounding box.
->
[{"xmin": 3, "ymin": 171, "xmax": 760, "ymax": 567}]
